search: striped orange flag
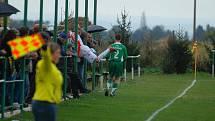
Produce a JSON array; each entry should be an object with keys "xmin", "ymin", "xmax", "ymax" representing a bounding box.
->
[{"xmin": 7, "ymin": 34, "xmax": 45, "ymax": 60}]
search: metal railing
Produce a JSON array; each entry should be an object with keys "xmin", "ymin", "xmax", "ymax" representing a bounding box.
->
[
  {"xmin": 100, "ymin": 55, "xmax": 141, "ymax": 82},
  {"xmin": 0, "ymin": 57, "xmax": 25, "ymax": 119},
  {"xmin": 212, "ymin": 50, "xmax": 215, "ymax": 78},
  {"xmin": 0, "ymin": 54, "xmax": 141, "ymax": 118}
]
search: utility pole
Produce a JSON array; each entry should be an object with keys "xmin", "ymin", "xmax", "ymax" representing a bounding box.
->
[
  {"xmin": 212, "ymin": 50, "xmax": 215, "ymax": 78},
  {"xmin": 193, "ymin": 0, "xmax": 197, "ymax": 81}
]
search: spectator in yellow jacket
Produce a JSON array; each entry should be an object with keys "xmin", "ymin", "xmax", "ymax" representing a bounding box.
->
[{"xmin": 32, "ymin": 42, "xmax": 63, "ymax": 121}]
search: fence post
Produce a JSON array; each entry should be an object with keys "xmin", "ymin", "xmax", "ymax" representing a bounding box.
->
[
  {"xmin": 92, "ymin": 0, "xmax": 97, "ymax": 91},
  {"xmin": 23, "ymin": 0, "xmax": 28, "ymax": 27},
  {"xmin": 74, "ymin": 0, "xmax": 79, "ymax": 73},
  {"xmin": 92, "ymin": 61, "xmax": 96, "ymax": 91},
  {"xmin": 83, "ymin": 0, "xmax": 89, "ymax": 88},
  {"xmin": 1, "ymin": 58, "xmax": 6, "ymax": 118},
  {"xmin": 212, "ymin": 50, "xmax": 215, "ymax": 78},
  {"xmin": 124, "ymin": 61, "xmax": 127, "ymax": 82},
  {"xmin": 63, "ymin": 57, "xmax": 68, "ymax": 99},
  {"xmin": 53, "ymin": 0, "xmax": 58, "ymax": 42},
  {"xmin": 20, "ymin": 58, "xmax": 25, "ymax": 111},
  {"xmin": 39, "ymin": 0, "xmax": 43, "ymax": 31},
  {"xmin": 99, "ymin": 61, "xmax": 104, "ymax": 89},
  {"xmin": 94, "ymin": 0, "xmax": 97, "ymax": 25},
  {"xmin": 131, "ymin": 57, "xmax": 134, "ymax": 80},
  {"xmin": 3, "ymin": 0, "xmax": 8, "ymax": 33},
  {"xmin": 62, "ymin": 0, "xmax": 69, "ymax": 100},
  {"xmin": 138, "ymin": 56, "xmax": 141, "ymax": 77},
  {"xmin": 64, "ymin": 0, "xmax": 69, "ymax": 34}
]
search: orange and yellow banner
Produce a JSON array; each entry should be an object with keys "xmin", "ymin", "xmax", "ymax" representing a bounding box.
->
[{"xmin": 7, "ymin": 34, "xmax": 45, "ymax": 59}]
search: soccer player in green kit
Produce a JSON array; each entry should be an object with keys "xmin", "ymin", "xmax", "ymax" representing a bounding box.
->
[{"xmin": 105, "ymin": 34, "xmax": 128, "ymax": 97}]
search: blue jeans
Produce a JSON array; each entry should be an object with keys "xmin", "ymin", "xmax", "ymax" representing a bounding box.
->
[{"xmin": 32, "ymin": 101, "xmax": 56, "ymax": 121}]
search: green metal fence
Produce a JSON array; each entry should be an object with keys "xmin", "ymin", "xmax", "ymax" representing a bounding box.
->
[
  {"xmin": 2, "ymin": 0, "xmax": 97, "ymax": 89},
  {"xmin": 212, "ymin": 50, "xmax": 215, "ymax": 78},
  {"xmin": 0, "ymin": 57, "xmax": 25, "ymax": 118}
]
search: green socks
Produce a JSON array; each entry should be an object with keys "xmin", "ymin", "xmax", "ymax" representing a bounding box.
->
[
  {"xmin": 111, "ymin": 83, "xmax": 118, "ymax": 96},
  {"xmin": 107, "ymin": 80, "xmax": 113, "ymax": 90},
  {"xmin": 107, "ymin": 81, "xmax": 119, "ymax": 96}
]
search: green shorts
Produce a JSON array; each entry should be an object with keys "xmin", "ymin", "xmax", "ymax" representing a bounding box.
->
[{"xmin": 109, "ymin": 61, "xmax": 124, "ymax": 78}]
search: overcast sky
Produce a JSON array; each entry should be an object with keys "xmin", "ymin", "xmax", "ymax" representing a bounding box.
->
[{"xmin": 9, "ymin": 0, "xmax": 215, "ymax": 33}]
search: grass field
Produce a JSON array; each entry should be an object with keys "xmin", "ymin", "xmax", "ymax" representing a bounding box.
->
[{"xmin": 2, "ymin": 72, "xmax": 215, "ymax": 121}]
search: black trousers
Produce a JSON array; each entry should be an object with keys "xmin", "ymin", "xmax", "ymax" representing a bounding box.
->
[{"xmin": 67, "ymin": 72, "xmax": 85, "ymax": 98}]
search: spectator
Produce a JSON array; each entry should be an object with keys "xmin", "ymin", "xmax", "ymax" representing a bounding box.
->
[
  {"xmin": 32, "ymin": 42, "xmax": 63, "ymax": 121},
  {"xmin": 33, "ymin": 24, "xmax": 48, "ymax": 33},
  {"xmin": 19, "ymin": 27, "xmax": 29, "ymax": 37},
  {"xmin": 57, "ymin": 32, "xmax": 67, "ymax": 56},
  {"xmin": 26, "ymin": 31, "xmax": 51, "ymax": 104},
  {"xmin": 13, "ymin": 27, "xmax": 30, "ymax": 105},
  {"xmin": 66, "ymin": 44, "xmax": 91, "ymax": 98},
  {"xmin": 0, "ymin": 30, "xmax": 17, "ymax": 106},
  {"xmin": 0, "ymin": 30, "xmax": 17, "ymax": 57}
]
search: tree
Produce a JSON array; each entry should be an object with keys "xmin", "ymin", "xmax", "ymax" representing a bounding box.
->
[
  {"xmin": 151, "ymin": 25, "xmax": 166, "ymax": 40},
  {"xmin": 202, "ymin": 24, "xmax": 215, "ymax": 73},
  {"xmin": 205, "ymin": 24, "xmax": 215, "ymax": 47},
  {"xmin": 116, "ymin": 9, "xmax": 132, "ymax": 45},
  {"xmin": 162, "ymin": 30, "xmax": 192, "ymax": 74},
  {"xmin": 114, "ymin": 9, "xmax": 141, "ymax": 72}
]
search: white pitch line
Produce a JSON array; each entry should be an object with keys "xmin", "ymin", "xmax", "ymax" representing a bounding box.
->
[{"xmin": 146, "ymin": 79, "xmax": 197, "ymax": 121}]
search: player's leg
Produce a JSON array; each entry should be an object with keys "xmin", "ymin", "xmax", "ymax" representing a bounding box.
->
[
  {"xmin": 110, "ymin": 76, "xmax": 120, "ymax": 96},
  {"xmin": 105, "ymin": 62, "xmax": 114, "ymax": 96},
  {"xmin": 110, "ymin": 62, "xmax": 123, "ymax": 96},
  {"xmin": 105, "ymin": 76, "xmax": 114, "ymax": 96}
]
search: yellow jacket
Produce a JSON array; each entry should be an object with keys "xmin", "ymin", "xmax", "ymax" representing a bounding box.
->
[{"xmin": 33, "ymin": 47, "xmax": 63, "ymax": 104}]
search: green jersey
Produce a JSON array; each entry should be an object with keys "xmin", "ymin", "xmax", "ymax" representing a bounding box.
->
[{"xmin": 108, "ymin": 42, "xmax": 128, "ymax": 62}]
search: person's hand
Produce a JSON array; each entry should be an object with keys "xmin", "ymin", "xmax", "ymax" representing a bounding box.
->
[
  {"xmin": 95, "ymin": 57, "xmax": 100, "ymax": 63},
  {"xmin": 109, "ymin": 47, "xmax": 116, "ymax": 52}
]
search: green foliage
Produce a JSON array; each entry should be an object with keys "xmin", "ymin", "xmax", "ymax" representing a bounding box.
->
[
  {"xmin": 162, "ymin": 35, "xmax": 192, "ymax": 74},
  {"xmin": 205, "ymin": 25, "xmax": 215, "ymax": 48},
  {"xmin": 116, "ymin": 9, "xmax": 132, "ymax": 46},
  {"xmin": 125, "ymin": 43, "xmax": 141, "ymax": 72},
  {"xmin": 199, "ymin": 44, "xmax": 212, "ymax": 73}
]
